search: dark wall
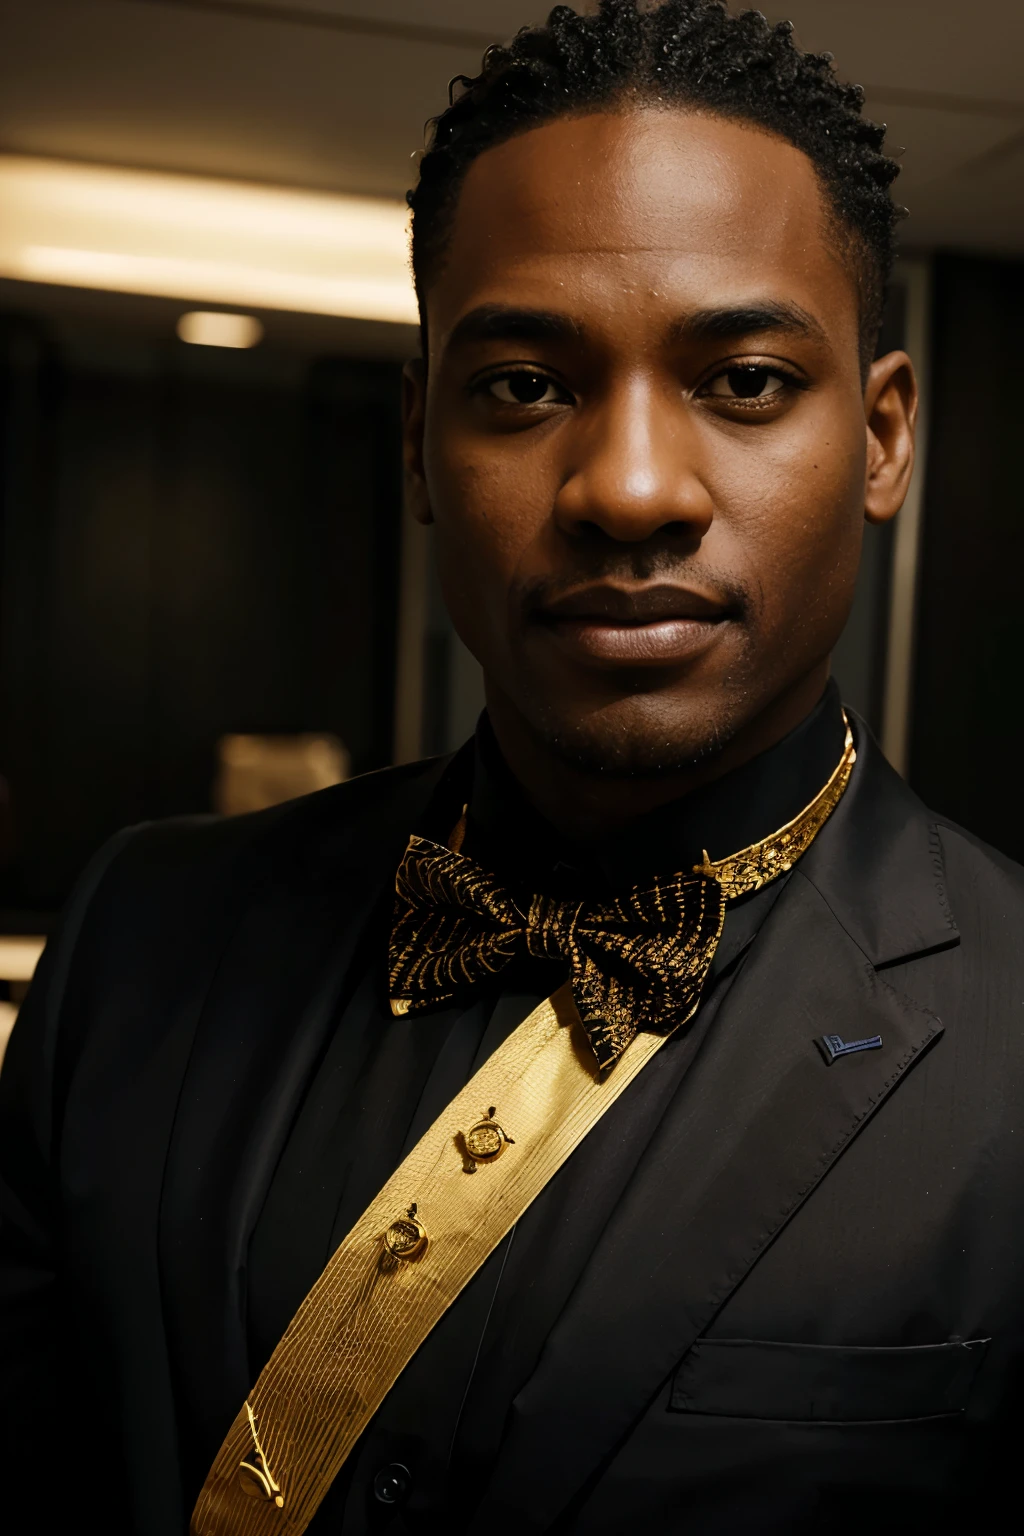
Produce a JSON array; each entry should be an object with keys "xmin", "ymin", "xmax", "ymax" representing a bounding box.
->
[
  {"xmin": 0, "ymin": 314, "xmax": 402, "ymax": 914},
  {"xmin": 911, "ymin": 254, "xmax": 1024, "ymax": 861}
]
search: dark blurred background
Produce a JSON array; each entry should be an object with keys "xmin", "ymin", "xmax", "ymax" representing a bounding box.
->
[{"xmin": 0, "ymin": 0, "xmax": 1022, "ymax": 942}]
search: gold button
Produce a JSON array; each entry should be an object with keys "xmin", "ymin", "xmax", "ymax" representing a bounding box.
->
[
  {"xmin": 383, "ymin": 1206, "xmax": 428, "ymax": 1261},
  {"xmin": 461, "ymin": 1108, "xmax": 515, "ymax": 1170},
  {"xmin": 465, "ymin": 1121, "xmax": 503, "ymax": 1161}
]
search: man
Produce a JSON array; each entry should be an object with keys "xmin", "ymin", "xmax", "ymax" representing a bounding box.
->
[{"xmin": 2, "ymin": 2, "xmax": 1023, "ymax": 1532}]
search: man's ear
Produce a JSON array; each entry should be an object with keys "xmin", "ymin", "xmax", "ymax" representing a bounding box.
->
[
  {"xmin": 402, "ymin": 357, "xmax": 433, "ymax": 526},
  {"xmin": 863, "ymin": 349, "xmax": 917, "ymax": 526}
]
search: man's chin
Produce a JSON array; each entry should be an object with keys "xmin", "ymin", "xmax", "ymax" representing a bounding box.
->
[{"xmin": 519, "ymin": 694, "xmax": 741, "ymax": 780}]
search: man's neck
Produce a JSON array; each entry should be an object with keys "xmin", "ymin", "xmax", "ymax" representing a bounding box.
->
[{"xmin": 483, "ymin": 667, "xmax": 832, "ymax": 843}]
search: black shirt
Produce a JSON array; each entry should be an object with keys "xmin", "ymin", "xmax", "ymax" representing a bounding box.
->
[{"xmin": 246, "ymin": 682, "xmax": 847, "ymax": 1532}]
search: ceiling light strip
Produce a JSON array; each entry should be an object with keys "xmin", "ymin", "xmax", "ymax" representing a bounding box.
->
[{"xmin": 0, "ymin": 155, "xmax": 419, "ymax": 325}]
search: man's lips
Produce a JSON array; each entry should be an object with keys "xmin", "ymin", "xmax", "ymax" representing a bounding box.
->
[{"xmin": 532, "ymin": 583, "xmax": 733, "ymax": 666}]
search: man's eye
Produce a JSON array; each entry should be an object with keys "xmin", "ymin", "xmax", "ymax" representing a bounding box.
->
[
  {"xmin": 486, "ymin": 372, "xmax": 564, "ymax": 405},
  {"xmin": 706, "ymin": 366, "xmax": 788, "ymax": 400}
]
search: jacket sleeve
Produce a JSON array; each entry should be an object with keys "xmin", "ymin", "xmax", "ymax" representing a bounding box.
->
[{"xmin": 0, "ymin": 829, "xmax": 139, "ymax": 1501}]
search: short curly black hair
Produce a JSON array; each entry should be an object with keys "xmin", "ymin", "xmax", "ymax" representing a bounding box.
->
[{"xmin": 408, "ymin": 0, "xmax": 903, "ymax": 370}]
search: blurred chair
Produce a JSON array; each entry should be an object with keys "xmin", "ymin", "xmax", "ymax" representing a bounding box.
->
[
  {"xmin": 0, "ymin": 935, "xmax": 46, "ymax": 1073},
  {"xmin": 213, "ymin": 733, "xmax": 349, "ymax": 817}
]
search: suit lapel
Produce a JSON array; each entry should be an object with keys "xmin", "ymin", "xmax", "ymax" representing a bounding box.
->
[
  {"xmin": 794, "ymin": 719, "xmax": 958, "ymax": 968},
  {"xmin": 483, "ymin": 729, "xmax": 954, "ymax": 1528}
]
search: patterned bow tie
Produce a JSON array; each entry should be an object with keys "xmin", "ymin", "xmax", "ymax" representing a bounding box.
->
[{"xmin": 389, "ymin": 718, "xmax": 855, "ymax": 1071}]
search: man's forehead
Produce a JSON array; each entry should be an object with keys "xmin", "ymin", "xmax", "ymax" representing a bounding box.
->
[
  {"xmin": 428, "ymin": 109, "xmax": 854, "ymax": 338},
  {"xmin": 448, "ymin": 110, "xmax": 827, "ymax": 259}
]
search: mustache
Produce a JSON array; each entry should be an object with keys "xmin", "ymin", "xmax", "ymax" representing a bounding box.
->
[{"xmin": 517, "ymin": 552, "xmax": 755, "ymax": 624}]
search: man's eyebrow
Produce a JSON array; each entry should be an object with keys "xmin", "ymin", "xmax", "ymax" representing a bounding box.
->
[
  {"xmin": 673, "ymin": 302, "xmax": 827, "ymax": 346},
  {"xmin": 446, "ymin": 305, "xmax": 582, "ymax": 350}
]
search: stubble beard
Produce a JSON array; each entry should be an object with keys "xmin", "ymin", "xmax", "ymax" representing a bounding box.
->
[{"xmin": 513, "ymin": 635, "xmax": 762, "ymax": 781}]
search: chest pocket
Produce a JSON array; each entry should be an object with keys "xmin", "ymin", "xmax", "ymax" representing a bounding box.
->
[{"xmin": 670, "ymin": 1338, "xmax": 989, "ymax": 1423}]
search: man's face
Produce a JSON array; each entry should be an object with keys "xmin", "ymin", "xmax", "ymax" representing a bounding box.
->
[{"xmin": 406, "ymin": 109, "xmax": 912, "ymax": 775}]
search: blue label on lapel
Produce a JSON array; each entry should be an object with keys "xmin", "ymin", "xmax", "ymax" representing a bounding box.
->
[{"xmin": 818, "ymin": 1032, "xmax": 883, "ymax": 1063}]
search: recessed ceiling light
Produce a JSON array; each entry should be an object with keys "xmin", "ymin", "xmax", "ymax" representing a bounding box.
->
[{"xmin": 177, "ymin": 310, "xmax": 264, "ymax": 348}]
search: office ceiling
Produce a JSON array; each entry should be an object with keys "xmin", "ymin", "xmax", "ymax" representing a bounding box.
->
[{"xmin": 1, "ymin": 0, "xmax": 1023, "ymax": 255}]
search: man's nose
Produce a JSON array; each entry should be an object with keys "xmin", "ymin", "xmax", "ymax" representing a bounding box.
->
[{"xmin": 553, "ymin": 378, "xmax": 714, "ymax": 543}]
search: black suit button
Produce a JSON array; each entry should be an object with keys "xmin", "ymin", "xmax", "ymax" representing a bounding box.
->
[{"xmin": 372, "ymin": 1463, "xmax": 411, "ymax": 1506}]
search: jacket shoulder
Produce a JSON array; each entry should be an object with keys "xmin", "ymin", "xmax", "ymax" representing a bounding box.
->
[
  {"xmin": 111, "ymin": 755, "xmax": 448, "ymax": 871},
  {"xmin": 931, "ymin": 816, "xmax": 1024, "ymax": 976},
  {"xmin": 34, "ymin": 756, "xmax": 452, "ymax": 1022},
  {"xmin": 935, "ymin": 814, "xmax": 1024, "ymax": 903}
]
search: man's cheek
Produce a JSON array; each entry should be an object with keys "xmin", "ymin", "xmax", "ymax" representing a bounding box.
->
[{"xmin": 435, "ymin": 521, "xmax": 511, "ymax": 646}]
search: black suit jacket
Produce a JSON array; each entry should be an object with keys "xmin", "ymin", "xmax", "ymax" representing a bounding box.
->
[{"xmin": 2, "ymin": 727, "xmax": 1023, "ymax": 1534}]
